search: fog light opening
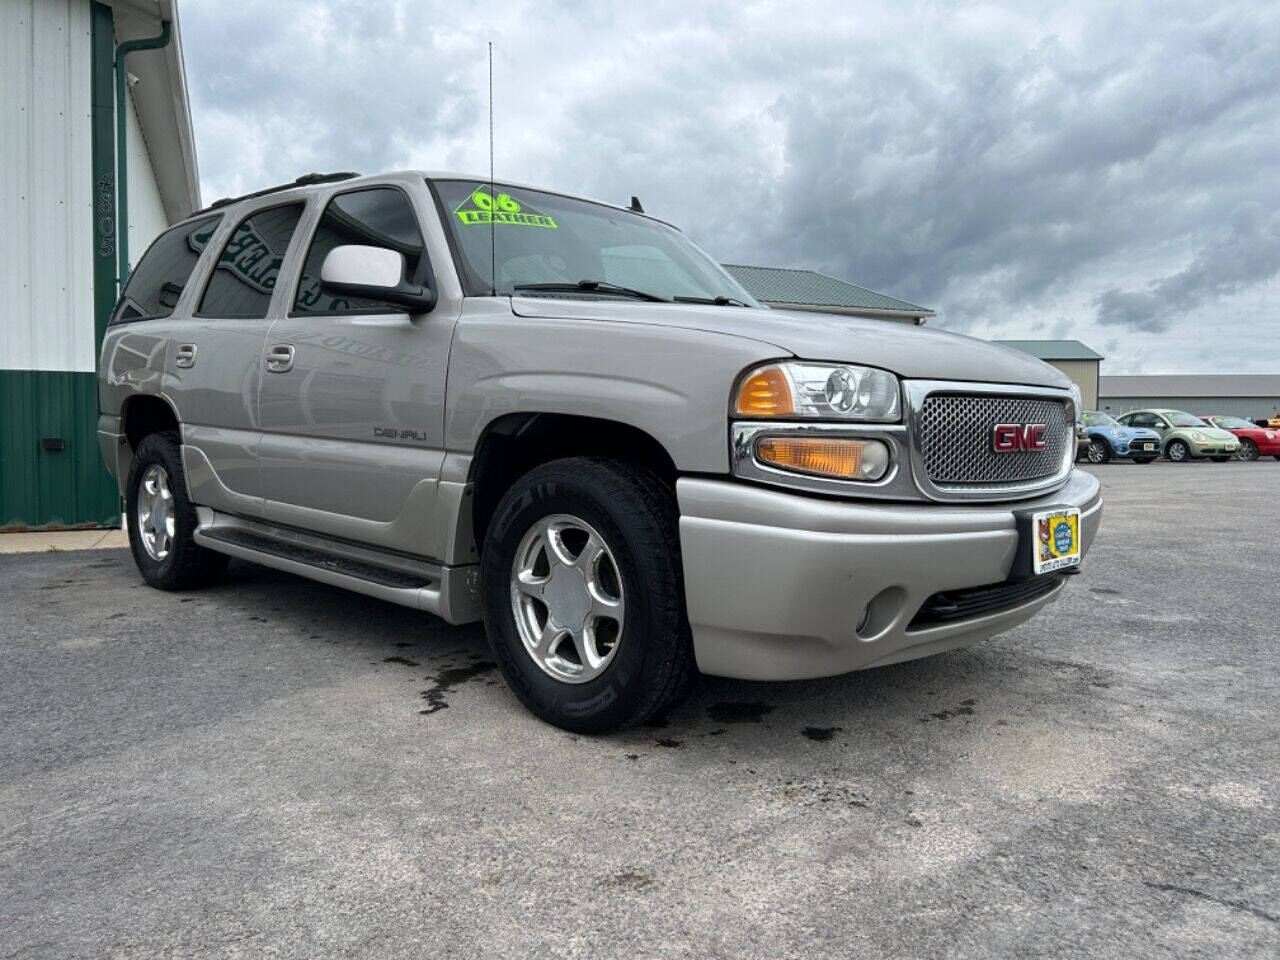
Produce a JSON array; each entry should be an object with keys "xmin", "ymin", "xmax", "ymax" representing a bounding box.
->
[{"xmin": 857, "ymin": 586, "xmax": 907, "ymax": 641}]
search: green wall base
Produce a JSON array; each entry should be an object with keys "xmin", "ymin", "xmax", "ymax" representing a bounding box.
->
[{"xmin": 0, "ymin": 369, "xmax": 121, "ymax": 530}]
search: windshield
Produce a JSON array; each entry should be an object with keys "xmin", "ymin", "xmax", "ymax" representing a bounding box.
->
[
  {"xmin": 432, "ymin": 179, "xmax": 759, "ymax": 304},
  {"xmin": 1083, "ymin": 412, "xmax": 1119, "ymax": 427},
  {"xmin": 1164, "ymin": 411, "xmax": 1205, "ymax": 428},
  {"xmin": 1208, "ymin": 416, "xmax": 1252, "ymax": 429}
]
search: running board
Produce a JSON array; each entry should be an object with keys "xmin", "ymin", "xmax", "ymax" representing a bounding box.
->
[{"xmin": 193, "ymin": 511, "xmax": 482, "ymax": 624}]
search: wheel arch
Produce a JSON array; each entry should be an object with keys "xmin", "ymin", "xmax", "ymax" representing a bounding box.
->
[
  {"xmin": 468, "ymin": 412, "xmax": 680, "ymax": 555},
  {"xmin": 120, "ymin": 393, "xmax": 182, "ymax": 451}
]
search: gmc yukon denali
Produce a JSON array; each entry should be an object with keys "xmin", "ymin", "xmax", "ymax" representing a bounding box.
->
[{"xmin": 97, "ymin": 171, "xmax": 1102, "ymax": 732}]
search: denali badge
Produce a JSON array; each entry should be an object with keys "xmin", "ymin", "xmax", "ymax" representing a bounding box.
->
[{"xmin": 992, "ymin": 423, "xmax": 1047, "ymax": 453}]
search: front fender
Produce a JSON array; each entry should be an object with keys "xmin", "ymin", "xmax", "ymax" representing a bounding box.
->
[{"xmin": 443, "ymin": 303, "xmax": 785, "ymax": 473}]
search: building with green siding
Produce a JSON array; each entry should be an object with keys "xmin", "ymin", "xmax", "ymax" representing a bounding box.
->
[{"xmin": 1, "ymin": 0, "xmax": 199, "ymax": 529}]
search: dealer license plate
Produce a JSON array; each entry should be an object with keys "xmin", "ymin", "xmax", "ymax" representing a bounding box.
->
[
  {"xmin": 1139, "ymin": 442, "xmax": 1156, "ymax": 452},
  {"xmin": 1030, "ymin": 507, "xmax": 1081, "ymax": 575}
]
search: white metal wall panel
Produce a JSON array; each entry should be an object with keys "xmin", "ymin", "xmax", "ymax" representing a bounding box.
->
[
  {"xmin": 125, "ymin": 84, "xmax": 167, "ymax": 270},
  {"xmin": 0, "ymin": 0, "xmax": 94, "ymax": 373}
]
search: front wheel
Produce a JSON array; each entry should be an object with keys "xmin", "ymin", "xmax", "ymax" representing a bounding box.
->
[
  {"xmin": 1237, "ymin": 439, "xmax": 1258, "ymax": 461},
  {"xmin": 126, "ymin": 431, "xmax": 228, "ymax": 590},
  {"xmin": 1086, "ymin": 439, "xmax": 1111, "ymax": 464},
  {"xmin": 481, "ymin": 457, "xmax": 696, "ymax": 733},
  {"xmin": 1165, "ymin": 439, "xmax": 1190, "ymax": 462}
]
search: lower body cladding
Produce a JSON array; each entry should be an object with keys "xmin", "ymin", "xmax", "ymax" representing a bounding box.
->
[{"xmin": 677, "ymin": 470, "xmax": 1102, "ymax": 681}]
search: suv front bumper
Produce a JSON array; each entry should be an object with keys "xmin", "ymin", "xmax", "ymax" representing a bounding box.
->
[{"xmin": 677, "ymin": 470, "xmax": 1102, "ymax": 680}]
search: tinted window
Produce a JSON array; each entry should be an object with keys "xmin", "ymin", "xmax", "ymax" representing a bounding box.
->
[
  {"xmin": 431, "ymin": 179, "xmax": 758, "ymax": 304},
  {"xmin": 293, "ymin": 188, "xmax": 426, "ymax": 314},
  {"xmin": 197, "ymin": 203, "xmax": 305, "ymax": 318},
  {"xmin": 110, "ymin": 215, "xmax": 221, "ymax": 324}
]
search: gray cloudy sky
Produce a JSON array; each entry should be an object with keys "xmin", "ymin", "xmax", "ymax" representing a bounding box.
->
[{"xmin": 181, "ymin": 0, "xmax": 1280, "ymax": 373}]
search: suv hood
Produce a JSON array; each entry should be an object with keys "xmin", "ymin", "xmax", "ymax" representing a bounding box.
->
[{"xmin": 511, "ymin": 298, "xmax": 1071, "ymax": 388}]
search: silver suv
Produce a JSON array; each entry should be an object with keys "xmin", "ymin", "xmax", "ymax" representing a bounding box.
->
[{"xmin": 97, "ymin": 171, "xmax": 1102, "ymax": 731}]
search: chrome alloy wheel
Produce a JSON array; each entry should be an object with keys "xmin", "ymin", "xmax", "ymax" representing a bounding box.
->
[
  {"xmin": 1087, "ymin": 439, "xmax": 1107, "ymax": 464},
  {"xmin": 136, "ymin": 463, "xmax": 175, "ymax": 561},
  {"xmin": 509, "ymin": 513, "xmax": 625, "ymax": 684}
]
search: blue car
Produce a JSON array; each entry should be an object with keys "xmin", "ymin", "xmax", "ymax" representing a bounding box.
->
[{"xmin": 1080, "ymin": 411, "xmax": 1162, "ymax": 463}]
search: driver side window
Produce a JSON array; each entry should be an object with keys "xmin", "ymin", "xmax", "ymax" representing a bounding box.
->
[{"xmin": 292, "ymin": 187, "xmax": 427, "ymax": 315}]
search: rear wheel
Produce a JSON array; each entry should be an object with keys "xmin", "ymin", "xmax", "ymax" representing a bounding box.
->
[
  {"xmin": 481, "ymin": 457, "xmax": 696, "ymax": 733},
  {"xmin": 1086, "ymin": 439, "xmax": 1110, "ymax": 464},
  {"xmin": 1165, "ymin": 439, "xmax": 1190, "ymax": 462},
  {"xmin": 126, "ymin": 431, "xmax": 228, "ymax": 590},
  {"xmin": 1237, "ymin": 439, "xmax": 1258, "ymax": 461}
]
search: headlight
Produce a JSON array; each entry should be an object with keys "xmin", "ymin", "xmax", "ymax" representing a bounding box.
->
[
  {"xmin": 1191, "ymin": 431, "xmax": 1206, "ymax": 442},
  {"xmin": 734, "ymin": 362, "xmax": 900, "ymax": 421},
  {"xmin": 1111, "ymin": 429, "xmax": 1125, "ymax": 439}
]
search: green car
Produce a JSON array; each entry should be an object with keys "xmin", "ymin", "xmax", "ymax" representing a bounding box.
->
[{"xmin": 1117, "ymin": 408, "xmax": 1240, "ymax": 462}]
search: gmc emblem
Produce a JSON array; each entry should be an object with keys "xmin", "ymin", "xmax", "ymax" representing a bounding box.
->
[{"xmin": 992, "ymin": 423, "xmax": 1047, "ymax": 453}]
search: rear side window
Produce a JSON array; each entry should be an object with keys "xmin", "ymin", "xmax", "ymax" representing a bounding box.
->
[
  {"xmin": 110, "ymin": 215, "xmax": 221, "ymax": 324},
  {"xmin": 292, "ymin": 187, "xmax": 426, "ymax": 315},
  {"xmin": 197, "ymin": 202, "xmax": 305, "ymax": 318}
]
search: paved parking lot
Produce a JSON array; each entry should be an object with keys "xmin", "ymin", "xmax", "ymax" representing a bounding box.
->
[{"xmin": 2, "ymin": 462, "xmax": 1277, "ymax": 959}]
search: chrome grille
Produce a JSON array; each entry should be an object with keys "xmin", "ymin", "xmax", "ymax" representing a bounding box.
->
[{"xmin": 917, "ymin": 393, "xmax": 1071, "ymax": 486}]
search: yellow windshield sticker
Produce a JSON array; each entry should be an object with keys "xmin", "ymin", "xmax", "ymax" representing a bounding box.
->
[{"xmin": 454, "ymin": 188, "xmax": 557, "ymax": 228}]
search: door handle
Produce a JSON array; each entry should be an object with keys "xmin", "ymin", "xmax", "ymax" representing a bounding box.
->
[
  {"xmin": 174, "ymin": 343, "xmax": 197, "ymax": 368},
  {"xmin": 265, "ymin": 344, "xmax": 295, "ymax": 373}
]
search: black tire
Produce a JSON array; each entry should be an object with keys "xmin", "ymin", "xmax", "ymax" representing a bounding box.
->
[
  {"xmin": 1131, "ymin": 457, "xmax": 1156, "ymax": 464},
  {"xmin": 1210, "ymin": 456, "xmax": 1233, "ymax": 463},
  {"xmin": 1086, "ymin": 438, "xmax": 1110, "ymax": 464},
  {"xmin": 125, "ymin": 430, "xmax": 228, "ymax": 590},
  {"xmin": 1165, "ymin": 439, "xmax": 1190, "ymax": 462},
  {"xmin": 481, "ymin": 457, "xmax": 696, "ymax": 733},
  {"xmin": 1237, "ymin": 439, "xmax": 1258, "ymax": 461}
]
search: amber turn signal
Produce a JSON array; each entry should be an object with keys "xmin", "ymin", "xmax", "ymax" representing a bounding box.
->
[
  {"xmin": 734, "ymin": 366, "xmax": 793, "ymax": 417},
  {"xmin": 755, "ymin": 436, "xmax": 890, "ymax": 481}
]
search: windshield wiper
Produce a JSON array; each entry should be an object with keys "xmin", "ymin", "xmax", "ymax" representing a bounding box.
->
[
  {"xmin": 672, "ymin": 295, "xmax": 750, "ymax": 307},
  {"xmin": 512, "ymin": 280, "xmax": 669, "ymax": 302}
]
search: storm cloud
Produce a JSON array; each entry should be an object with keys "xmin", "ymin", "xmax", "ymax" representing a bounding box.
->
[{"xmin": 181, "ymin": 0, "xmax": 1280, "ymax": 372}]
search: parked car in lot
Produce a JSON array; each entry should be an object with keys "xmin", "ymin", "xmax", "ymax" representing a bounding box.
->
[
  {"xmin": 1118, "ymin": 409, "xmax": 1239, "ymax": 462},
  {"xmin": 1251, "ymin": 415, "xmax": 1280, "ymax": 429},
  {"xmin": 97, "ymin": 170, "xmax": 1101, "ymax": 732},
  {"xmin": 1200, "ymin": 416, "xmax": 1280, "ymax": 461},
  {"xmin": 1079, "ymin": 411, "xmax": 1161, "ymax": 464}
]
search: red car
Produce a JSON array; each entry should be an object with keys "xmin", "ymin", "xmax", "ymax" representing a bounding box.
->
[{"xmin": 1199, "ymin": 416, "xmax": 1280, "ymax": 461}]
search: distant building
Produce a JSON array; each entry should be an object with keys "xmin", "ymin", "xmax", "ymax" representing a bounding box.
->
[
  {"xmin": 1098, "ymin": 375, "xmax": 1280, "ymax": 420},
  {"xmin": 993, "ymin": 340, "xmax": 1104, "ymax": 408},
  {"xmin": 722, "ymin": 264, "xmax": 935, "ymax": 325},
  {"xmin": 1, "ymin": 0, "xmax": 199, "ymax": 529}
]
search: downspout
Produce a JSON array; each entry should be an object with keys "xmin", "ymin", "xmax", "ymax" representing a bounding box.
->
[{"xmin": 114, "ymin": 20, "xmax": 172, "ymax": 290}]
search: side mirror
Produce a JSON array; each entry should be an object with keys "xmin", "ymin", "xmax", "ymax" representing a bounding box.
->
[{"xmin": 320, "ymin": 244, "xmax": 436, "ymax": 314}]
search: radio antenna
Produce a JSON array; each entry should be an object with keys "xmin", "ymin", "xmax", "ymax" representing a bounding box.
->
[{"xmin": 488, "ymin": 41, "xmax": 496, "ymax": 296}]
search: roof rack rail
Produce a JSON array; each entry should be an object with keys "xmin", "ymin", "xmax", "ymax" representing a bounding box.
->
[{"xmin": 194, "ymin": 171, "xmax": 360, "ymax": 216}]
